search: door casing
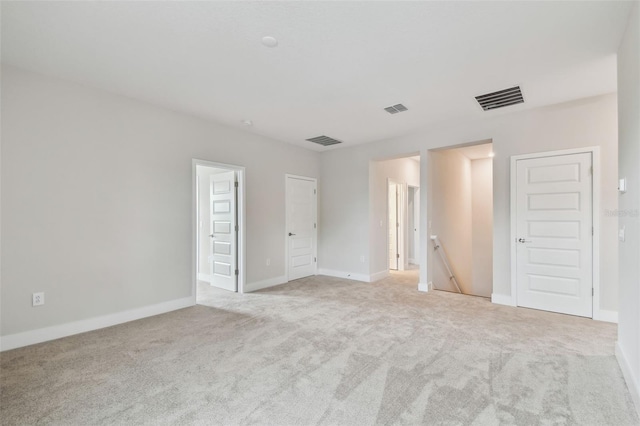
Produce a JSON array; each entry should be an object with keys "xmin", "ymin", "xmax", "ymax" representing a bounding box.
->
[{"xmin": 509, "ymin": 147, "xmax": 601, "ymax": 318}]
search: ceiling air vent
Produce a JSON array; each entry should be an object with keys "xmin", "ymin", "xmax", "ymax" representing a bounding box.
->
[
  {"xmin": 475, "ymin": 86, "xmax": 524, "ymax": 111},
  {"xmin": 306, "ymin": 135, "xmax": 343, "ymax": 146},
  {"xmin": 384, "ymin": 104, "xmax": 408, "ymax": 114}
]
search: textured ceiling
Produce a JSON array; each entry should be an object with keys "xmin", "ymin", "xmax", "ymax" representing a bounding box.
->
[{"xmin": 1, "ymin": 1, "xmax": 633, "ymax": 151}]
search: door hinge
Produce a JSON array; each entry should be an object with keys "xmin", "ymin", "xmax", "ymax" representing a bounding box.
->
[
  {"xmin": 235, "ymin": 269, "xmax": 239, "ymax": 276},
  {"xmin": 397, "ymin": 254, "xmax": 400, "ymax": 259},
  {"xmin": 314, "ymin": 257, "xmax": 317, "ymax": 263},
  {"xmin": 235, "ymin": 225, "xmax": 239, "ymax": 232},
  {"xmin": 592, "ymin": 227, "xmax": 594, "ymax": 235},
  {"xmin": 592, "ymin": 288, "xmax": 594, "ymax": 296},
  {"xmin": 314, "ymin": 189, "xmax": 316, "ymax": 195},
  {"xmin": 314, "ymin": 223, "xmax": 316, "ymax": 229},
  {"xmin": 235, "ymin": 181, "xmax": 238, "ymax": 188}
]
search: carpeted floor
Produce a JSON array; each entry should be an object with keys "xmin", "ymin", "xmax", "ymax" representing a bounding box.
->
[{"xmin": 1, "ymin": 271, "xmax": 638, "ymax": 425}]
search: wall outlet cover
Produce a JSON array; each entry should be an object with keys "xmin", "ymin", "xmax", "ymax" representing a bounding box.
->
[
  {"xmin": 32, "ymin": 292, "xmax": 45, "ymax": 306},
  {"xmin": 619, "ymin": 178, "xmax": 627, "ymax": 193}
]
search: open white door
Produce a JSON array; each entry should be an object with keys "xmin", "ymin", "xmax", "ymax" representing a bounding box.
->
[
  {"xmin": 209, "ymin": 171, "xmax": 237, "ymax": 292},
  {"xmin": 286, "ymin": 175, "xmax": 317, "ymax": 281},
  {"xmin": 413, "ymin": 187, "xmax": 420, "ymax": 264},
  {"xmin": 388, "ymin": 182, "xmax": 399, "ymax": 270},
  {"xmin": 408, "ymin": 186, "xmax": 420, "ymax": 265},
  {"xmin": 515, "ymin": 152, "xmax": 593, "ymax": 317}
]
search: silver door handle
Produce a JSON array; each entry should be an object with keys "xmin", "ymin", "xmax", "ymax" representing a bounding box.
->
[
  {"xmin": 518, "ymin": 238, "xmax": 532, "ymax": 243},
  {"xmin": 288, "ymin": 232, "xmax": 296, "ymax": 236}
]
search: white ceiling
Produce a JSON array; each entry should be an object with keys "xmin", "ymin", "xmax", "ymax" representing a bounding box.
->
[
  {"xmin": 453, "ymin": 143, "xmax": 494, "ymax": 161},
  {"xmin": 1, "ymin": 2, "xmax": 633, "ymax": 152}
]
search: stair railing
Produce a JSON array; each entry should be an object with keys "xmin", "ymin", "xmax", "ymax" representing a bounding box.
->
[{"xmin": 430, "ymin": 235, "xmax": 462, "ymax": 293}]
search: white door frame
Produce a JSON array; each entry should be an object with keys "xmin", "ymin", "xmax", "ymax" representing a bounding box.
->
[
  {"xmin": 285, "ymin": 174, "xmax": 318, "ymax": 282},
  {"xmin": 509, "ymin": 147, "xmax": 601, "ymax": 318},
  {"xmin": 192, "ymin": 159, "xmax": 246, "ymax": 298}
]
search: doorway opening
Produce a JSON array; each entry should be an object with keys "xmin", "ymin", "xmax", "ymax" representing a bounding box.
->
[
  {"xmin": 193, "ymin": 160, "xmax": 245, "ymax": 304},
  {"xmin": 427, "ymin": 141, "xmax": 493, "ymax": 297},
  {"xmin": 372, "ymin": 154, "xmax": 421, "ymax": 283}
]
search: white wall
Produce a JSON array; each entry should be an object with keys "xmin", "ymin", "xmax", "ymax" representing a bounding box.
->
[
  {"xmin": 369, "ymin": 157, "xmax": 420, "ymax": 276},
  {"xmin": 471, "ymin": 158, "xmax": 493, "ymax": 298},
  {"xmin": 319, "ymin": 93, "xmax": 618, "ymax": 314},
  {"xmin": 1, "ymin": 65, "xmax": 320, "ymax": 340},
  {"xmin": 429, "ymin": 149, "xmax": 472, "ymax": 293},
  {"xmin": 616, "ymin": 2, "xmax": 640, "ymax": 414}
]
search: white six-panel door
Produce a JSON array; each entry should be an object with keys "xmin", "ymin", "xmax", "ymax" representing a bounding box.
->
[
  {"xmin": 286, "ymin": 175, "xmax": 317, "ymax": 281},
  {"xmin": 515, "ymin": 152, "xmax": 593, "ymax": 317},
  {"xmin": 209, "ymin": 171, "xmax": 237, "ymax": 292}
]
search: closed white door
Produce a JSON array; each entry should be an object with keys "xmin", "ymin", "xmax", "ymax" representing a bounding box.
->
[
  {"xmin": 388, "ymin": 182, "xmax": 398, "ymax": 270},
  {"xmin": 516, "ymin": 152, "xmax": 593, "ymax": 317},
  {"xmin": 286, "ymin": 176, "xmax": 317, "ymax": 281},
  {"xmin": 209, "ymin": 171, "xmax": 237, "ymax": 292}
]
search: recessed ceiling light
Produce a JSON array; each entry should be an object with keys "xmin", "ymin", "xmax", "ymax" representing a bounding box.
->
[
  {"xmin": 241, "ymin": 119, "xmax": 253, "ymax": 127},
  {"xmin": 261, "ymin": 36, "xmax": 278, "ymax": 48}
]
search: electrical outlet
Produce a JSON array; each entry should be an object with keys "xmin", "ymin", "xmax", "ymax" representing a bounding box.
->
[{"xmin": 32, "ymin": 292, "xmax": 45, "ymax": 307}]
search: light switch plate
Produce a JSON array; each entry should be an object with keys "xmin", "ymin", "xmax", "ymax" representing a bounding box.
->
[{"xmin": 619, "ymin": 178, "xmax": 627, "ymax": 193}]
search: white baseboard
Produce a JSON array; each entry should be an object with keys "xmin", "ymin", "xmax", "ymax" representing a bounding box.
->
[
  {"xmin": 418, "ymin": 282, "xmax": 432, "ymax": 292},
  {"xmin": 197, "ymin": 273, "xmax": 211, "ymax": 282},
  {"xmin": 369, "ymin": 270, "xmax": 389, "ymax": 282},
  {"xmin": 616, "ymin": 342, "xmax": 640, "ymax": 417},
  {"xmin": 244, "ymin": 275, "xmax": 287, "ymax": 292},
  {"xmin": 593, "ymin": 309, "xmax": 618, "ymax": 323},
  {"xmin": 0, "ymin": 296, "xmax": 194, "ymax": 352},
  {"xmin": 491, "ymin": 293, "xmax": 515, "ymax": 307},
  {"xmin": 317, "ymin": 268, "xmax": 369, "ymax": 282}
]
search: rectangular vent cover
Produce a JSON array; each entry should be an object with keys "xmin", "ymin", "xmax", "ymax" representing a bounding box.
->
[
  {"xmin": 475, "ymin": 86, "xmax": 524, "ymax": 111},
  {"xmin": 306, "ymin": 135, "xmax": 343, "ymax": 146},
  {"xmin": 384, "ymin": 104, "xmax": 408, "ymax": 114}
]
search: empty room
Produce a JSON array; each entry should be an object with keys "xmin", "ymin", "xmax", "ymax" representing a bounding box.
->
[{"xmin": 2, "ymin": 1, "xmax": 639, "ymax": 425}]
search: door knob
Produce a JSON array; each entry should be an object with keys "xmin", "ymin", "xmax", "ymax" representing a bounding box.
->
[
  {"xmin": 288, "ymin": 232, "xmax": 296, "ymax": 236},
  {"xmin": 209, "ymin": 234, "xmax": 215, "ymax": 238},
  {"xmin": 518, "ymin": 238, "xmax": 531, "ymax": 243}
]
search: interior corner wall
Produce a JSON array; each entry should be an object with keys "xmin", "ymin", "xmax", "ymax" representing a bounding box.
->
[
  {"xmin": 319, "ymin": 92, "xmax": 618, "ymax": 311},
  {"xmin": 616, "ymin": 2, "xmax": 640, "ymax": 413},
  {"xmin": 0, "ymin": 65, "xmax": 320, "ymax": 338},
  {"xmin": 369, "ymin": 157, "xmax": 420, "ymax": 276},
  {"xmin": 429, "ymin": 150, "xmax": 472, "ymax": 293}
]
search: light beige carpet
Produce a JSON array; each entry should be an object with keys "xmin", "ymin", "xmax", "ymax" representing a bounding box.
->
[{"xmin": 1, "ymin": 271, "xmax": 638, "ymax": 425}]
